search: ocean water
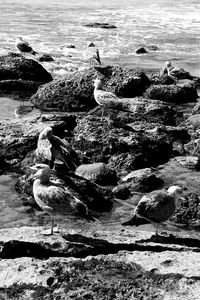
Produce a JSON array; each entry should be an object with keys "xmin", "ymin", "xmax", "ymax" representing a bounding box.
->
[{"xmin": 0, "ymin": 0, "xmax": 200, "ymax": 231}]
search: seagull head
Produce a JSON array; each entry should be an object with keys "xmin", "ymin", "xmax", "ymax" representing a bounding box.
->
[
  {"xmin": 165, "ymin": 61, "xmax": 172, "ymax": 68},
  {"xmin": 30, "ymin": 163, "xmax": 51, "ymax": 181},
  {"xmin": 93, "ymin": 78, "xmax": 103, "ymax": 89},
  {"xmin": 39, "ymin": 126, "xmax": 53, "ymax": 140},
  {"xmin": 168, "ymin": 185, "xmax": 183, "ymax": 203}
]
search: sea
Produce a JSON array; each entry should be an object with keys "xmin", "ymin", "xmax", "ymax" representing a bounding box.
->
[{"xmin": 0, "ymin": 0, "xmax": 200, "ymax": 232}]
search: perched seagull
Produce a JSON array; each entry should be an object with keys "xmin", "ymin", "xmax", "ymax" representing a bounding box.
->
[
  {"xmin": 122, "ymin": 186, "xmax": 183, "ymax": 235},
  {"xmin": 15, "ymin": 36, "xmax": 38, "ymax": 55},
  {"xmin": 93, "ymin": 78, "xmax": 125, "ymax": 119},
  {"xmin": 162, "ymin": 61, "xmax": 194, "ymax": 83},
  {"xmin": 30, "ymin": 163, "xmax": 89, "ymax": 235},
  {"xmin": 36, "ymin": 126, "xmax": 77, "ymax": 171},
  {"xmin": 84, "ymin": 42, "xmax": 101, "ymax": 66}
]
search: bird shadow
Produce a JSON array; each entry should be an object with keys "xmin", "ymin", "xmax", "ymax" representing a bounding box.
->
[{"xmin": 137, "ymin": 233, "xmax": 200, "ymax": 249}]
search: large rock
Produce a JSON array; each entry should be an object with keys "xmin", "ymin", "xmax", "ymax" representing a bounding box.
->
[
  {"xmin": 30, "ymin": 66, "xmax": 150, "ymax": 112},
  {"xmin": 0, "ymin": 53, "xmax": 52, "ymax": 92},
  {"xmin": 144, "ymin": 84, "xmax": 198, "ymax": 104},
  {"xmin": 83, "ymin": 22, "xmax": 117, "ymax": 29},
  {"xmin": 75, "ymin": 162, "xmax": 118, "ymax": 186}
]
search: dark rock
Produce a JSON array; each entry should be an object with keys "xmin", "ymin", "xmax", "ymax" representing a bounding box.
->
[
  {"xmin": 147, "ymin": 45, "xmax": 159, "ymax": 51},
  {"xmin": 64, "ymin": 44, "xmax": 76, "ymax": 48},
  {"xmin": 31, "ymin": 66, "xmax": 150, "ymax": 112},
  {"xmin": 112, "ymin": 185, "xmax": 131, "ymax": 200},
  {"xmin": 144, "ymin": 84, "xmax": 198, "ymax": 104},
  {"xmin": 0, "ymin": 52, "xmax": 52, "ymax": 83},
  {"xmin": 83, "ymin": 23, "xmax": 117, "ymax": 29},
  {"xmin": 37, "ymin": 54, "xmax": 54, "ymax": 62},
  {"xmin": 75, "ymin": 162, "xmax": 118, "ymax": 186},
  {"xmin": 136, "ymin": 47, "xmax": 147, "ymax": 54},
  {"xmin": 148, "ymin": 72, "xmax": 175, "ymax": 85},
  {"xmin": 120, "ymin": 168, "xmax": 164, "ymax": 193},
  {"xmin": 0, "ymin": 79, "xmax": 41, "ymax": 92}
]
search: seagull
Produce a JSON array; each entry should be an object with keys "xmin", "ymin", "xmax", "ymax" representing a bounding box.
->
[
  {"xmin": 93, "ymin": 78, "xmax": 125, "ymax": 120},
  {"xmin": 30, "ymin": 163, "xmax": 89, "ymax": 235},
  {"xmin": 84, "ymin": 42, "xmax": 101, "ymax": 66},
  {"xmin": 35, "ymin": 126, "xmax": 77, "ymax": 171},
  {"xmin": 15, "ymin": 36, "xmax": 38, "ymax": 55},
  {"xmin": 122, "ymin": 186, "xmax": 183, "ymax": 235},
  {"xmin": 162, "ymin": 61, "xmax": 194, "ymax": 83}
]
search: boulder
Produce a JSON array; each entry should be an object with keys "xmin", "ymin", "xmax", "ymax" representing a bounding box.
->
[
  {"xmin": 0, "ymin": 52, "xmax": 52, "ymax": 87},
  {"xmin": 120, "ymin": 168, "xmax": 164, "ymax": 193},
  {"xmin": 83, "ymin": 22, "xmax": 117, "ymax": 29},
  {"xmin": 168, "ymin": 156, "xmax": 200, "ymax": 170},
  {"xmin": 75, "ymin": 162, "xmax": 118, "ymax": 186},
  {"xmin": 37, "ymin": 54, "xmax": 54, "ymax": 62},
  {"xmin": 144, "ymin": 84, "xmax": 198, "ymax": 104},
  {"xmin": 136, "ymin": 47, "xmax": 147, "ymax": 54},
  {"xmin": 30, "ymin": 66, "xmax": 150, "ymax": 112}
]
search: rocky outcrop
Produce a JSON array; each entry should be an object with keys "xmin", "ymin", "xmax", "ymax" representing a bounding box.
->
[
  {"xmin": 136, "ymin": 47, "xmax": 147, "ymax": 54},
  {"xmin": 30, "ymin": 66, "xmax": 150, "ymax": 112},
  {"xmin": 144, "ymin": 84, "xmax": 198, "ymax": 104},
  {"xmin": 0, "ymin": 226, "xmax": 199, "ymax": 299},
  {"xmin": 37, "ymin": 54, "xmax": 54, "ymax": 62},
  {"xmin": 0, "ymin": 53, "xmax": 52, "ymax": 92}
]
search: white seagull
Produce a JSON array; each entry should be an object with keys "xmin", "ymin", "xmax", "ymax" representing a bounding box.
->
[
  {"xmin": 30, "ymin": 163, "xmax": 89, "ymax": 235},
  {"xmin": 162, "ymin": 61, "xmax": 194, "ymax": 83},
  {"xmin": 15, "ymin": 36, "xmax": 38, "ymax": 55},
  {"xmin": 84, "ymin": 42, "xmax": 101, "ymax": 66},
  {"xmin": 122, "ymin": 186, "xmax": 183, "ymax": 235}
]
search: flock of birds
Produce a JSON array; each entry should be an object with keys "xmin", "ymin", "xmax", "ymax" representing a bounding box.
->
[{"xmin": 15, "ymin": 36, "xmax": 186, "ymax": 236}]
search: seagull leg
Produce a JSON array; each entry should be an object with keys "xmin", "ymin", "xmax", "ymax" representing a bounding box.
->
[{"xmin": 41, "ymin": 214, "xmax": 54, "ymax": 235}]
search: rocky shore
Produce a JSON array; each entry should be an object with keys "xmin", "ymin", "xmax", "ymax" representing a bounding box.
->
[{"xmin": 0, "ymin": 52, "xmax": 200, "ymax": 299}]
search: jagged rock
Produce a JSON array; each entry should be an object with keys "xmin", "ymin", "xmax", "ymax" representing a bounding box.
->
[
  {"xmin": 168, "ymin": 156, "xmax": 200, "ymax": 170},
  {"xmin": 37, "ymin": 54, "xmax": 54, "ymax": 62},
  {"xmin": 83, "ymin": 22, "xmax": 117, "ymax": 29},
  {"xmin": 75, "ymin": 162, "xmax": 118, "ymax": 186},
  {"xmin": 136, "ymin": 47, "xmax": 147, "ymax": 54},
  {"xmin": 0, "ymin": 53, "xmax": 52, "ymax": 92},
  {"xmin": 73, "ymin": 115, "xmax": 179, "ymax": 175},
  {"xmin": 120, "ymin": 167, "xmax": 164, "ymax": 193},
  {"xmin": 30, "ymin": 66, "xmax": 150, "ymax": 112},
  {"xmin": 148, "ymin": 72, "xmax": 175, "ymax": 85},
  {"xmin": 144, "ymin": 84, "xmax": 198, "ymax": 104}
]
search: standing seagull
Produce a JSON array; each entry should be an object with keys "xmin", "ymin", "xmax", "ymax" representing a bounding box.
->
[
  {"xmin": 30, "ymin": 163, "xmax": 89, "ymax": 235},
  {"xmin": 36, "ymin": 126, "xmax": 78, "ymax": 171},
  {"xmin": 15, "ymin": 37, "xmax": 38, "ymax": 55},
  {"xmin": 122, "ymin": 186, "xmax": 183, "ymax": 235},
  {"xmin": 93, "ymin": 78, "xmax": 124, "ymax": 119},
  {"xmin": 84, "ymin": 42, "xmax": 101, "ymax": 66}
]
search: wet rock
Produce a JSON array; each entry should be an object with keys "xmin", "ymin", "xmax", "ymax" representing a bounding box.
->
[
  {"xmin": 136, "ymin": 47, "xmax": 147, "ymax": 54},
  {"xmin": 0, "ymin": 52, "xmax": 52, "ymax": 88},
  {"xmin": 148, "ymin": 72, "xmax": 175, "ymax": 85},
  {"xmin": 30, "ymin": 66, "xmax": 150, "ymax": 112},
  {"xmin": 75, "ymin": 162, "xmax": 118, "ymax": 186},
  {"xmin": 120, "ymin": 167, "xmax": 164, "ymax": 193},
  {"xmin": 144, "ymin": 84, "xmax": 198, "ymax": 104},
  {"xmin": 168, "ymin": 156, "xmax": 200, "ymax": 170},
  {"xmin": 37, "ymin": 54, "xmax": 54, "ymax": 62},
  {"xmin": 73, "ymin": 115, "xmax": 175, "ymax": 175},
  {"xmin": 0, "ymin": 79, "xmax": 41, "ymax": 92},
  {"xmin": 83, "ymin": 22, "xmax": 117, "ymax": 29},
  {"xmin": 147, "ymin": 45, "xmax": 159, "ymax": 51},
  {"xmin": 64, "ymin": 44, "xmax": 76, "ymax": 48}
]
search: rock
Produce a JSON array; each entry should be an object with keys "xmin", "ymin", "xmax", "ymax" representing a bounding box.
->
[
  {"xmin": 192, "ymin": 102, "xmax": 200, "ymax": 114},
  {"xmin": 0, "ymin": 79, "xmax": 41, "ymax": 92},
  {"xmin": 148, "ymin": 72, "xmax": 175, "ymax": 85},
  {"xmin": 120, "ymin": 168, "xmax": 164, "ymax": 193},
  {"xmin": 83, "ymin": 22, "xmax": 117, "ymax": 29},
  {"xmin": 75, "ymin": 162, "xmax": 118, "ymax": 186},
  {"xmin": 112, "ymin": 185, "xmax": 131, "ymax": 200},
  {"xmin": 0, "ymin": 226, "xmax": 199, "ymax": 299},
  {"xmin": 144, "ymin": 84, "xmax": 198, "ymax": 104},
  {"xmin": 0, "ymin": 52, "xmax": 52, "ymax": 84},
  {"xmin": 37, "ymin": 54, "xmax": 54, "ymax": 62},
  {"xmin": 64, "ymin": 44, "xmax": 76, "ymax": 48},
  {"xmin": 73, "ymin": 115, "xmax": 176, "ymax": 175},
  {"xmin": 168, "ymin": 156, "xmax": 200, "ymax": 170},
  {"xmin": 31, "ymin": 66, "xmax": 150, "ymax": 112},
  {"xmin": 147, "ymin": 45, "xmax": 159, "ymax": 51},
  {"xmin": 136, "ymin": 47, "xmax": 147, "ymax": 54}
]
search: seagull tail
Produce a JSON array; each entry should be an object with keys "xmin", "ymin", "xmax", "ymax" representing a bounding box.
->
[{"xmin": 121, "ymin": 214, "xmax": 151, "ymax": 226}]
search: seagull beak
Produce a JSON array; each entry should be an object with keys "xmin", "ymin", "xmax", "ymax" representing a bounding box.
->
[{"xmin": 29, "ymin": 166, "xmax": 37, "ymax": 171}]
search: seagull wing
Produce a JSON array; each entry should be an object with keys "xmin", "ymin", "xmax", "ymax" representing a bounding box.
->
[
  {"xmin": 135, "ymin": 191, "xmax": 176, "ymax": 223},
  {"xmin": 36, "ymin": 138, "xmax": 52, "ymax": 161}
]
